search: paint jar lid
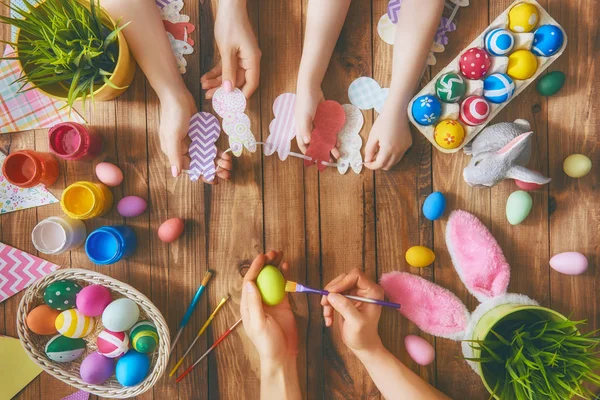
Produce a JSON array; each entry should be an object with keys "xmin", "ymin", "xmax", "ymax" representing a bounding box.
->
[
  {"xmin": 31, "ymin": 218, "xmax": 67, "ymax": 255},
  {"xmin": 2, "ymin": 151, "xmax": 42, "ymax": 188},
  {"xmin": 85, "ymin": 228, "xmax": 122, "ymax": 265},
  {"xmin": 48, "ymin": 122, "xmax": 87, "ymax": 159},
  {"xmin": 61, "ymin": 183, "xmax": 97, "ymax": 219}
]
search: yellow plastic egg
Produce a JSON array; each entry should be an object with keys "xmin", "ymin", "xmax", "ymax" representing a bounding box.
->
[
  {"xmin": 507, "ymin": 50, "xmax": 538, "ymax": 80},
  {"xmin": 434, "ymin": 120, "xmax": 465, "ymax": 149},
  {"xmin": 405, "ymin": 246, "xmax": 436, "ymax": 268},
  {"xmin": 563, "ymin": 154, "xmax": 592, "ymax": 178},
  {"xmin": 508, "ymin": 3, "xmax": 539, "ymax": 33},
  {"xmin": 256, "ymin": 265, "xmax": 286, "ymax": 306}
]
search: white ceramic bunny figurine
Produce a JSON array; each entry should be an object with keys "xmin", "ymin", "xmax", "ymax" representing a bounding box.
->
[
  {"xmin": 380, "ymin": 210, "xmax": 538, "ymax": 374},
  {"xmin": 462, "ymin": 119, "xmax": 551, "ymax": 188}
]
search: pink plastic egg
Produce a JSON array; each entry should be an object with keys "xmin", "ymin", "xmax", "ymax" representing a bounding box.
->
[
  {"xmin": 76, "ymin": 284, "xmax": 112, "ymax": 317},
  {"xmin": 549, "ymin": 252, "xmax": 588, "ymax": 275},
  {"xmin": 404, "ymin": 335, "xmax": 435, "ymax": 366},
  {"xmin": 95, "ymin": 162, "xmax": 123, "ymax": 187},
  {"xmin": 117, "ymin": 196, "xmax": 147, "ymax": 218},
  {"xmin": 80, "ymin": 352, "xmax": 115, "ymax": 384},
  {"xmin": 158, "ymin": 218, "xmax": 185, "ymax": 243}
]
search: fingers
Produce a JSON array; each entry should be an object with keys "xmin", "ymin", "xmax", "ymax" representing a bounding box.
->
[
  {"xmin": 327, "ymin": 293, "xmax": 361, "ymax": 322},
  {"xmin": 321, "ymin": 273, "xmax": 347, "ymax": 327},
  {"xmin": 241, "ymin": 281, "xmax": 266, "ymax": 329},
  {"xmin": 364, "ymin": 136, "xmax": 379, "ymax": 164},
  {"xmin": 241, "ymin": 63, "xmax": 260, "ymax": 99},
  {"xmin": 164, "ymin": 140, "xmax": 185, "ymax": 177},
  {"xmin": 365, "ymin": 150, "xmax": 390, "ymax": 171},
  {"xmin": 220, "ymin": 50, "xmax": 238, "ymax": 93},
  {"xmin": 244, "ymin": 254, "xmax": 267, "ymax": 282},
  {"xmin": 216, "ymin": 155, "xmax": 233, "ymax": 172},
  {"xmin": 201, "ymin": 76, "xmax": 222, "ymax": 91},
  {"xmin": 265, "ymin": 250, "xmax": 284, "ymax": 267},
  {"xmin": 200, "ymin": 64, "xmax": 222, "ymax": 83},
  {"xmin": 279, "ymin": 262, "xmax": 290, "ymax": 280},
  {"xmin": 327, "ymin": 268, "xmax": 384, "ymax": 300},
  {"xmin": 295, "ymin": 115, "xmax": 313, "ymax": 154}
]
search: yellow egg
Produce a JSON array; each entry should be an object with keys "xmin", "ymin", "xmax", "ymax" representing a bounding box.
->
[
  {"xmin": 405, "ymin": 246, "xmax": 436, "ymax": 268},
  {"xmin": 508, "ymin": 3, "xmax": 539, "ymax": 33},
  {"xmin": 256, "ymin": 265, "xmax": 286, "ymax": 306},
  {"xmin": 434, "ymin": 120, "xmax": 465, "ymax": 149},
  {"xmin": 563, "ymin": 154, "xmax": 592, "ymax": 178},
  {"xmin": 507, "ymin": 50, "xmax": 538, "ymax": 80}
]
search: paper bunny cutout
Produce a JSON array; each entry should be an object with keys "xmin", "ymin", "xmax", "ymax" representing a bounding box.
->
[
  {"xmin": 348, "ymin": 77, "xmax": 389, "ymax": 113},
  {"xmin": 167, "ymin": 32, "xmax": 193, "ymax": 74},
  {"xmin": 380, "ymin": 210, "xmax": 538, "ymax": 374},
  {"xmin": 463, "ymin": 119, "xmax": 551, "ymax": 188},
  {"xmin": 160, "ymin": 0, "xmax": 190, "ymax": 23},
  {"xmin": 387, "ymin": 0, "xmax": 404, "ymax": 24},
  {"xmin": 265, "ymin": 93, "xmax": 296, "ymax": 160},
  {"xmin": 212, "ymin": 87, "xmax": 257, "ymax": 157},
  {"xmin": 337, "ymin": 104, "xmax": 364, "ymax": 174},
  {"xmin": 305, "ymin": 101, "xmax": 346, "ymax": 172},
  {"xmin": 164, "ymin": 21, "xmax": 195, "ymax": 46},
  {"xmin": 188, "ymin": 112, "xmax": 220, "ymax": 182}
]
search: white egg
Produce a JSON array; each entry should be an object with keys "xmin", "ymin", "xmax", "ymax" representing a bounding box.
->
[{"xmin": 102, "ymin": 298, "xmax": 140, "ymax": 332}]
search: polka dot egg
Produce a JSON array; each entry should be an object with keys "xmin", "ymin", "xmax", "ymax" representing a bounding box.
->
[
  {"xmin": 507, "ymin": 50, "xmax": 538, "ymax": 80},
  {"xmin": 483, "ymin": 73, "xmax": 515, "ymax": 103},
  {"xmin": 459, "ymin": 47, "xmax": 491, "ymax": 80},
  {"xmin": 508, "ymin": 2, "xmax": 539, "ymax": 33},
  {"xmin": 532, "ymin": 25, "xmax": 564, "ymax": 57},
  {"xmin": 434, "ymin": 120, "xmax": 465, "ymax": 149},
  {"xmin": 130, "ymin": 321, "xmax": 159, "ymax": 353},
  {"xmin": 43, "ymin": 279, "xmax": 81, "ymax": 311},
  {"xmin": 411, "ymin": 95, "xmax": 442, "ymax": 126},
  {"xmin": 485, "ymin": 28, "xmax": 514, "ymax": 56},
  {"xmin": 460, "ymin": 96, "xmax": 491, "ymax": 126},
  {"xmin": 97, "ymin": 329, "xmax": 130, "ymax": 358},
  {"xmin": 435, "ymin": 73, "xmax": 466, "ymax": 103},
  {"xmin": 45, "ymin": 334, "xmax": 86, "ymax": 363},
  {"xmin": 55, "ymin": 309, "xmax": 95, "ymax": 338}
]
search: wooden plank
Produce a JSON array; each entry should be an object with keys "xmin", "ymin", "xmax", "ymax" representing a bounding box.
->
[
  {"xmin": 316, "ymin": 1, "xmax": 378, "ymax": 398},
  {"xmin": 257, "ymin": 0, "xmax": 310, "ymax": 398},
  {"xmin": 430, "ymin": 1, "xmax": 491, "ymax": 398}
]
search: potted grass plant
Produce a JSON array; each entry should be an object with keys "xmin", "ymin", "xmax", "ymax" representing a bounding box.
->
[
  {"xmin": 0, "ymin": 0, "xmax": 135, "ymax": 107},
  {"xmin": 467, "ymin": 305, "xmax": 600, "ymax": 400}
]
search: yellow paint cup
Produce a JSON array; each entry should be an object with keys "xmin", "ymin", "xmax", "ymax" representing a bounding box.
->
[{"xmin": 61, "ymin": 181, "xmax": 113, "ymax": 220}]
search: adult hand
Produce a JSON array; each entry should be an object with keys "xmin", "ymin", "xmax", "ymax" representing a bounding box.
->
[
  {"xmin": 241, "ymin": 251, "xmax": 298, "ymax": 366},
  {"xmin": 321, "ymin": 268, "xmax": 385, "ymax": 354},
  {"xmin": 200, "ymin": 0, "xmax": 261, "ymax": 99}
]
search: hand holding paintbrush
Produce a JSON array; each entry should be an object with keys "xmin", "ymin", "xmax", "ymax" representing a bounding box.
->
[{"xmin": 285, "ymin": 281, "xmax": 400, "ymax": 309}]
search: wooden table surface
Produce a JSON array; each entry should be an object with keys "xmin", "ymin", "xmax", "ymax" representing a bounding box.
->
[{"xmin": 1, "ymin": 0, "xmax": 598, "ymax": 399}]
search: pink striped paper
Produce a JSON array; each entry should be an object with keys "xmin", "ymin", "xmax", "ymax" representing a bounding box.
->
[
  {"xmin": 265, "ymin": 93, "xmax": 296, "ymax": 160},
  {"xmin": 0, "ymin": 242, "xmax": 60, "ymax": 303}
]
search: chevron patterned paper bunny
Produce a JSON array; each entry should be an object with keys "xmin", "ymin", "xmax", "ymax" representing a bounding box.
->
[
  {"xmin": 380, "ymin": 210, "xmax": 538, "ymax": 374},
  {"xmin": 212, "ymin": 87, "xmax": 257, "ymax": 157}
]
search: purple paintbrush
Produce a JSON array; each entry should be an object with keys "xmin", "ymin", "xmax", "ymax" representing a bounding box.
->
[{"xmin": 285, "ymin": 281, "xmax": 400, "ymax": 309}]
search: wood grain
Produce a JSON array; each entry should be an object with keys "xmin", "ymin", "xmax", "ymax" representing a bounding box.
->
[{"xmin": 1, "ymin": 0, "xmax": 598, "ymax": 399}]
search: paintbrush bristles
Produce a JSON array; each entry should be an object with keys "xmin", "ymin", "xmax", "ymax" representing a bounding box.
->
[
  {"xmin": 284, "ymin": 281, "xmax": 297, "ymax": 292},
  {"xmin": 201, "ymin": 270, "xmax": 213, "ymax": 286}
]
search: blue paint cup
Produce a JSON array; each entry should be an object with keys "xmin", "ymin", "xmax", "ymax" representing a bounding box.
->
[{"xmin": 85, "ymin": 225, "xmax": 137, "ymax": 265}]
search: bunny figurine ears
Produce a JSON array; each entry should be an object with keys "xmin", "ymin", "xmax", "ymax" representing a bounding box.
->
[{"xmin": 380, "ymin": 210, "xmax": 537, "ymax": 373}]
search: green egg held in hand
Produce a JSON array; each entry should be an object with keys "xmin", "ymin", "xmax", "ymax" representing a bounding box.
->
[{"xmin": 256, "ymin": 265, "xmax": 286, "ymax": 306}]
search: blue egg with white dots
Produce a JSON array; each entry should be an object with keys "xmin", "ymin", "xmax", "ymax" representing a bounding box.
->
[
  {"xmin": 423, "ymin": 192, "xmax": 446, "ymax": 221},
  {"xmin": 532, "ymin": 25, "xmax": 564, "ymax": 57},
  {"xmin": 411, "ymin": 95, "xmax": 442, "ymax": 126},
  {"xmin": 485, "ymin": 28, "xmax": 514, "ymax": 56},
  {"xmin": 483, "ymin": 73, "xmax": 515, "ymax": 103}
]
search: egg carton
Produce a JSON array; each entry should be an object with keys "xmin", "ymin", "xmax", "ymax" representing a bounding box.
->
[{"xmin": 407, "ymin": 0, "xmax": 567, "ymax": 154}]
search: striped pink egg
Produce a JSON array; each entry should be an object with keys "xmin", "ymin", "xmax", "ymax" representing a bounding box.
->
[
  {"xmin": 97, "ymin": 329, "xmax": 129, "ymax": 358},
  {"xmin": 460, "ymin": 96, "xmax": 491, "ymax": 126}
]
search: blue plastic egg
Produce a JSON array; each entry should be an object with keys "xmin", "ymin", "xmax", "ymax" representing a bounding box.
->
[
  {"xmin": 411, "ymin": 95, "xmax": 442, "ymax": 126},
  {"xmin": 532, "ymin": 25, "xmax": 564, "ymax": 57},
  {"xmin": 485, "ymin": 28, "xmax": 514, "ymax": 56},
  {"xmin": 116, "ymin": 350, "xmax": 150, "ymax": 386},
  {"xmin": 483, "ymin": 73, "xmax": 515, "ymax": 103},
  {"xmin": 422, "ymin": 192, "xmax": 446, "ymax": 221}
]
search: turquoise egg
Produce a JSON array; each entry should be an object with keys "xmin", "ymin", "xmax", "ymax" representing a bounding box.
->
[
  {"xmin": 532, "ymin": 25, "xmax": 564, "ymax": 57},
  {"xmin": 506, "ymin": 190, "xmax": 532, "ymax": 225},
  {"xmin": 116, "ymin": 350, "xmax": 150, "ymax": 386},
  {"xmin": 422, "ymin": 192, "xmax": 446, "ymax": 221}
]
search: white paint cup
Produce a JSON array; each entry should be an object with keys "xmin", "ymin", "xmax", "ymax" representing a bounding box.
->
[{"xmin": 32, "ymin": 216, "xmax": 87, "ymax": 255}]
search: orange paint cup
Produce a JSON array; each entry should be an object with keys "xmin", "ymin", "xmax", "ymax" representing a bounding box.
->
[
  {"xmin": 61, "ymin": 181, "xmax": 113, "ymax": 220},
  {"xmin": 2, "ymin": 150, "xmax": 59, "ymax": 188}
]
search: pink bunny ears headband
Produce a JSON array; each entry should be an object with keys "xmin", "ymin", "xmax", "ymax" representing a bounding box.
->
[{"xmin": 380, "ymin": 210, "xmax": 537, "ymax": 374}]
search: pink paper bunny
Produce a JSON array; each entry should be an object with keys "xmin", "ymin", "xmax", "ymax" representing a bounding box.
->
[
  {"xmin": 380, "ymin": 210, "xmax": 538, "ymax": 374},
  {"xmin": 265, "ymin": 93, "xmax": 296, "ymax": 160}
]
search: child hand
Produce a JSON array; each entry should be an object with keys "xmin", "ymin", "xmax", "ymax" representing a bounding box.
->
[
  {"xmin": 364, "ymin": 108, "xmax": 413, "ymax": 171},
  {"xmin": 200, "ymin": 0, "xmax": 261, "ymax": 99},
  {"xmin": 241, "ymin": 251, "xmax": 299, "ymax": 366},
  {"xmin": 321, "ymin": 268, "xmax": 384, "ymax": 354},
  {"xmin": 159, "ymin": 90, "xmax": 233, "ymax": 182}
]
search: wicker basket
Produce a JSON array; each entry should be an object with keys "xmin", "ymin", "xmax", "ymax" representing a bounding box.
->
[{"xmin": 16, "ymin": 268, "xmax": 170, "ymax": 398}]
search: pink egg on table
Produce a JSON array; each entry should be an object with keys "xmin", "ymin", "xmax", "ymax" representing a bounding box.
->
[
  {"xmin": 549, "ymin": 252, "xmax": 588, "ymax": 275},
  {"xmin": 158, "ymin": 218, "xmax": 185, "ymax": 243},
  {"xmin": 404, "ymin": 335, "xmax": 435, "ymax": 366},
  {"xmin": 80, "ymin": 352, "xmax": 115, "ymax": 384},
  {"xmin": 117, "ymin": 196, "xmax": 147, "ymax": 218},
  {"xmin": 76, "ymin": 284, "xmax": 112, "ymax": 317},
  {"xmin": 95, "ymin": 162, "xmax": 123, "ymax": 187}
]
